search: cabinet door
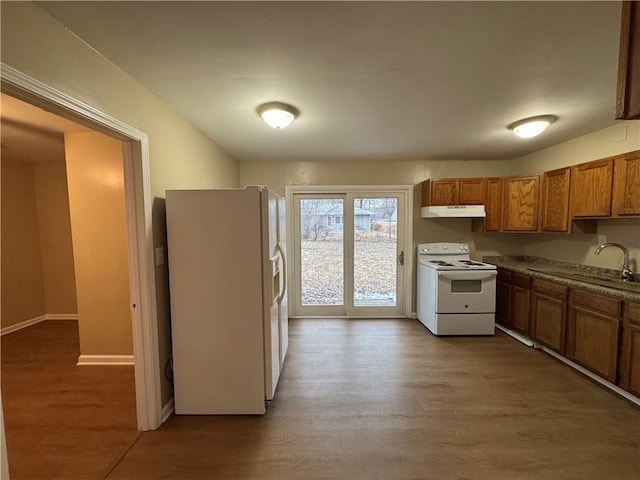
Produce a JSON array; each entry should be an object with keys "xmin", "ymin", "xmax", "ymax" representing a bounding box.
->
[
  {"xmin": 541, "ymin": 168, "xmax": 570, "ymax": 232},
  {"xmin": 567, "ymin": 305, "xmax": 619, "ymax": 382},
  {"xmin": 502, "ymin": 175, "xmax": 540, "ymax": 231},
  {"xmin": 618, "ymin": 302, "xmax": 640, "ymax": 396},
  {"xmin": 459, "ymin": 178, "xmax": 486, "ymax": 205},
  {"xmin": 571, "ymin": 158, "xmax": 614, "ymax": 217},
  {"xmin": 496, "ymin": 280, "xmax": 511, "ymax": 327},
  {"xmin": 510, "ymin": 273, "xmax": 531, "ymax": 334},
  {"xmin": 484, "ymin": 178, "xmax": 503, "ymax": 231},
  {"xmin": 531, "ymin": 292, "xmax": 566, "ymax": 353},
  {"xmin": 612, "ymin": 150, "xmax": 640, "ymax": 216},
  {"xmin": 427, "ymin": 179, "xmax": 459, "ymax": 206}
]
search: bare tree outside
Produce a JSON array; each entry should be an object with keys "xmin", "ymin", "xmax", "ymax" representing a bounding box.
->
[{"xmin": 300, "ymin": 197, "xmax": 397, "ymax": 307}]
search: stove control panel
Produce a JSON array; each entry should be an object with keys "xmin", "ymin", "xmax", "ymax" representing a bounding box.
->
[{"xmin": 418, "ymin": 243, "xmax": 470, "ymax": 255}]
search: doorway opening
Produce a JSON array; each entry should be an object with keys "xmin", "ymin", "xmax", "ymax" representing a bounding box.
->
[{"xmin": 1, "ymin": 64, "xmax": 161, "ymax": 433}]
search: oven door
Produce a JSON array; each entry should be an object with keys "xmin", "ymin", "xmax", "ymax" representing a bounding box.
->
[{"xmin": 436, "ymin": 270, "xmax": 497, "ymax": 313}]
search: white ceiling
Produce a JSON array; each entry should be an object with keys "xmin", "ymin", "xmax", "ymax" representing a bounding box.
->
[{"xmin": 35, "ymin": 1, "xmax": 624, "ymax": 163}]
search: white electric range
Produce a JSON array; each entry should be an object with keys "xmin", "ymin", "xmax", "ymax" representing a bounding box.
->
[{"xmin": 416, "ymin": 243, "xmax": 497, "ymax": 335}]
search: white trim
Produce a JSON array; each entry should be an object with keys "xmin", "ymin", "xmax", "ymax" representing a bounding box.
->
[
  {"xmin": 161, "ymin": 398, "xmax": 175, "ymax": 423},
  {"xmin": 1, "ymin": 315, "xmax": 48, "ymax": 336},
  {"xmin": 497, "ymin": 324, "xmax": 640, "ymax": 406},
  {"xmin": 541, "ymin": 347, "xmax": 640, "ymax": 407},
  {"xmin": 44, "ymin": 314, "xmax": 79, "ymax": 321},
  {"xmin": 1, "ymin": 63, "xmax": 162, "ymax": 431},
  {"xmin": 77, "ymin": 355, "xmax": 135, "ymax": 366},
  {"xmin": 1, "ymin": 314, "xmax": 78, "ymax": 336}
]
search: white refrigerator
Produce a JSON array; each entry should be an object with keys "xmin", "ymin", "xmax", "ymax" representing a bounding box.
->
[{"xmin": 166, "ymin": 187, "xmax": 288, "ymax": 414}]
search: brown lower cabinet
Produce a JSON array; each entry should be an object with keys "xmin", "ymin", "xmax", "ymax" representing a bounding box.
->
[
  {"xmin": 618, "ymin": 302, "xmax": 640, "ymax": 395},
  {"xmin": 495, "ymin": 268, "xmax": 511, "ymax": 327},
  {"xmin": 511, "ymin": 273, "xmax": 531, "ymax": 335},
  {"xmin": 566, "ymin": 288, "xmax": 621, "ymax": 383},
  {"xmin": 531, "ymin": 278, "xmax": 568, "ymax": 354},
  {"xmin": 494, "ymin": 268, "xmax": 639, "ymax": 398}
]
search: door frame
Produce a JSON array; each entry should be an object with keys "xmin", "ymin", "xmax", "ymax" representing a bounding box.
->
[
  {"xmin": 286, "ymin": 185, "xmax": 413, "ymax": 318},
  {"xmin": 1, "ymin": 63, "xmax": 162, "ymax": 431}
]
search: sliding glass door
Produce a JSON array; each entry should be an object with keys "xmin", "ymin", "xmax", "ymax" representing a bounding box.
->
[{"xmin": 292, "ymin": 189, "xmax": 407, "ymax": 317}]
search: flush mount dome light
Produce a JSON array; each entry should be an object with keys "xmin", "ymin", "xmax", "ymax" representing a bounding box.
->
[
  {"xmin": 508, "ymin": 115, "xmax": 558, "ymax": 138},
  {"xmin": 257, "ymin": 102, "xmax": 299, "ymax": 129}
]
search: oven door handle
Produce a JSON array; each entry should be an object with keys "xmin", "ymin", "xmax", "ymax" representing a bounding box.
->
[{"xmin": 438, "ymin": 271, "xmax": 497, "ymax": 281}]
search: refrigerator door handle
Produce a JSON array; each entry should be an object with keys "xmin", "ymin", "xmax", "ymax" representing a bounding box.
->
[{"xmin": 276, "ymin": 242, "xmax": 287, "ymax": 303}]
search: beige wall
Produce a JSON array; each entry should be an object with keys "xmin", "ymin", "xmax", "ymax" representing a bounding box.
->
[
  {"xmin": 240, "ymin": 158, "xmax": 517, "ymax": 259},
  {"xmin": 1, "ymin": 1, "xmax": 241, "ymax": 403},
  {"xmin": 508, "ymin": 121, "xmax": 640, "ymax": 270},
  {"xmin": 33, "ymin": 162, "xmax": 77, "ymax": 315},
  {"xmin": 1, "ymin": 159, "xmax": 47, "ymax": 328},
  {"xmin": 240, "ymin": 158, "xmax": 519, "ymax": 312},
  {"xmin": 65, "ymin": 132, "xmax": 133, "ymax": 356}
]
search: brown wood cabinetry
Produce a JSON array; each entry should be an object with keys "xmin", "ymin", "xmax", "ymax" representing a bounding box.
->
[
  {"xmin": 570, "ymin": 158, "xmax": 614, "ymax": 218},
  {"xmin": 618, "ymin": 301, "xmax": 640, "ymax": 396},
  {"xmin": 616, "ymin": 1, "xmax": 640, "ymax": 120},
  {"xmin": 495, "ymin": 268, "xmax": 512, "ymax": 327},
  {"xmin": 612, "ymin": 151, "xmax": 640, "ymax": 216},
  {"xmin": 566, "ymin": 289, "xmax": 621, "ymax": 383},
  {"xmin": 483, "ymin": 178, "xmax": 503, "ymax": 232},
  {"xmin": 421, "ymin": 178, "xmax": 486, "ymax": 206},
  {"xmin": 541, "ymin": 168, "xmax": 570, "ymax": 232},
  {"xmin": 502, "ymin": 175, "xmax": 540, "ymax": 231},
  {"xmin": 510, "ymin": 273, "xmax": 531, "ymax": 335},
  {"xmin": 531, "ymin": 278, "xmax": 568, "ymax": 353}
]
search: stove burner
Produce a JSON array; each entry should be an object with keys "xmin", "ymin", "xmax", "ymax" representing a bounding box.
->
[
  {"xmin": 459, "ymin": 260, "xmax": 486, "ymax": 266},
  {"xmin": 430, "ymin": 260, "xmax": 455, "ymax": 266}
]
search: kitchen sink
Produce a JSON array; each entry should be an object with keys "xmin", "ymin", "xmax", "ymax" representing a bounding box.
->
[{"xmin": 527, "ymin": 268, "xmax": 640, "ymax": 294}]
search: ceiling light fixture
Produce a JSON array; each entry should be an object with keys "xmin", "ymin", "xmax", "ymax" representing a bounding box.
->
[
  {"xmin": 508, "ymin": 115, "xmax": 558, "ymax": 138},
  {"xmin": 257, "ymin": 102, "xmax": 299, "ymax": 129}
]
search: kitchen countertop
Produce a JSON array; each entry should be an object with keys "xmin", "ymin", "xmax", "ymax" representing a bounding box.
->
[{"xmin": 483, "ymin": 255, "xmax": 640, "ymax": 302}]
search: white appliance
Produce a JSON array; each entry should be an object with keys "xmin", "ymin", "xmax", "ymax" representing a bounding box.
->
[
  {"xmin": 421, "ymin": 205, "xmax": 486, "ymax": 218},
  {"xmin": 166, "ymin": 186, "xmax": 288, "ymax": 414},
  {"xmin": 416, "ymin": 242, "xmax": 497, "ymax": 335}
]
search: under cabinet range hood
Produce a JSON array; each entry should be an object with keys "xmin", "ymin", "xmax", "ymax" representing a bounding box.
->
[{"xmin": 421, "ymin": 205, "xmax": 486, "ymax": 218}]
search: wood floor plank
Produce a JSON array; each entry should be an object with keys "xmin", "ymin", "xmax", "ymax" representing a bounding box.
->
[
  {"xmin": 1, "ymin": 320, "xmax": 138, "ymax": 480},
  {"xmin": 107, "ymin": 319, "xmax": 639, "ymax": 480}
]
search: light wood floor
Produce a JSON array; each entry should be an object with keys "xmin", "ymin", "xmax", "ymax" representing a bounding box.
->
[
  {"xmin": 108, "ymin": 318, "xmax": 639, "ymax": 480},
  {"xmin": 1, "ymin": 320, "xmax": 138, "ymax": 480},
  {"xmin": 3, "ymin": 319, "xmax": 639, "ymax": 479}
]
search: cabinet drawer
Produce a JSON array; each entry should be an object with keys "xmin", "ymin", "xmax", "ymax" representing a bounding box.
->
[
  {"xmin": 497, "ymin": 268, "xmax": 512, "ymax": 283},
  {"xmin": 624, "ymin": 301, "xmax": 640, "ymax": 325},
  {"xmin": 512, "ymin": 273, "xmax": 531, "ymax": 290},
  {"xmin": 569, "ymin": 289, "xmax": 621, "ymax": 317},
  {"xmin": 532, "ymin": 278, "xmax": 567, "ymax": 299}
]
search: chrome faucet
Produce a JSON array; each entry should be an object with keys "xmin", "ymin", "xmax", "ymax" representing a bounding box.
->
[{"xmin": 595, "ymin": 243, "xmax": 635, "ymax": 281}]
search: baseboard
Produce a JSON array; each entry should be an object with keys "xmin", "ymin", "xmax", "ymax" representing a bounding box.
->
[
  {"xmin": 46, "ymin": 313, "xmax": 79, "ymax": 321},
  {"xmin": 1, "ymin": 313, "xmax": 79, "ymax": 336},
  {"xmin": 77, "ymin": 355, "xmax": 135, "ymax": 366},
  {"xmin": 161, "ymin": 398, "xmax": 175, "ymax": 424}
]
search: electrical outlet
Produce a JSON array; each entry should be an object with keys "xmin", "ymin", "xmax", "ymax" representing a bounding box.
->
[
  {"xmin": 155, "ymin": 247, "xmax": 165, "ymax": 266},
  {"xmin": 597, "ymin": 234, "xmax": 607, "ymax": 245}
]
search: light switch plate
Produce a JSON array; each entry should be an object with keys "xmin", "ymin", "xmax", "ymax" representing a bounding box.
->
[{"xmin": 597, "ymin": 234, "xmax": 607, "ymax": 245}]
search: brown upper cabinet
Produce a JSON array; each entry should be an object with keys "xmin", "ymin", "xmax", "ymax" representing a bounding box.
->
[
  {"xmin": 570, "ymin": 157, "xmax": 614, "ymax": 218},
  {"xmin": 612, "ymin": 150, "xmax": 640, "ymax": 216},
  {"xmin": 483, "ymin": 178, "xmax": 503, "ymax": 232},
  {"xmin": 541, "ymin": 167, "xmax": 571, "ymax": 232},
  {"xmin": 502, "ymin": 175, "xmax": 540, "ymax": 232},
  {"xmin": 616, "ymin": 1, "xmax": 640, "ymax": 120},
  {"xmin": 421, "ymin": 178, "xmax": 486, "ymax": 206}
]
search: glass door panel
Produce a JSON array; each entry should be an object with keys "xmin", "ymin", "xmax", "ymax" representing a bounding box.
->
[
  {"xmin": 353, "ymin": 197, "xmax": 398, "ymax": 307},
  {"xmin": 292, "ymin": 190, "xmax": 406, "ymax": 318},
  {"xmin": 300, "ymin": 198, "xmax": 344, "ymax": 306}
]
